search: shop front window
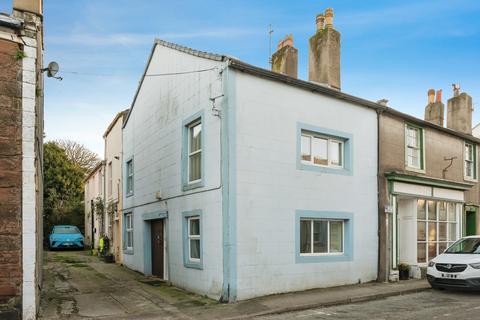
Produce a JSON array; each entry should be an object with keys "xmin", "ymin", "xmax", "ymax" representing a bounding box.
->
[{"xmin": 417, "ymin": 200, "xmax": 458, "ymax": 263}]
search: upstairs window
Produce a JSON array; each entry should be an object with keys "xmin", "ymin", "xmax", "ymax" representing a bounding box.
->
[
  {"xmin": 405, "ymin": 124, "xmax": 424, "ymax": 170},
  {"xmin": 465, "ymin": 142, "xmax": 477, "ymax": 180},
  {"xmin": 301, "ymin": 132, "xmax": 344, "ymax": 168},
  {"xmin": 188, "ymin": 120, "xmax": 202, "ymax": 183},
  {"xmin": 126, "ymin": 159, "xmax": 134, "ymax": 196}
]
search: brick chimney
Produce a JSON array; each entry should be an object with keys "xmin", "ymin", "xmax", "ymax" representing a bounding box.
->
[
  {"xmin": 13, "ymin": 0, "xmax": 43, "ymax": 15},
  {"xmin": 308, "ymin": 8, "xmax": 341, "ymax": 90},
  {"xmin": 271, "ymin": 34, "xmax": 298, "ymax": 78},
  {"xmin": 447, "ymin": 84, "xmax": 473, "ymax": 134},
  {"xmin": 424, "ymin": 89, "xmax": 444, "ymax": 126}
]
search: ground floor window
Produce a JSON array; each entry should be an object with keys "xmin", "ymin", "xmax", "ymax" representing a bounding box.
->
[
  {"xmin": 125, "ymin": 213, "xmax": 133, "ymax": 251},
  {"xmin": 417, "ymin": 200, "xmax": 457, "ymax": 263},
  {"xmin": 187, "ymin": 216, "xmax": 201, "ymax": 261},
  {"xmin": 182, "ymin": 210, "xmax": 203, "ymax": 269},
  {"xmin": 300, "ymin": 219, "xmax": 344, "ymax": 255}
]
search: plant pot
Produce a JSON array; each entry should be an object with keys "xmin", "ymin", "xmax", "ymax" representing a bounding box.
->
[
  {"xmin": 104, "ymin": 255, "xmax": 115, "ymax": 263},
  {"xmin": 399, "ymin": 269, "xmax": 409, "ymax": 280}
]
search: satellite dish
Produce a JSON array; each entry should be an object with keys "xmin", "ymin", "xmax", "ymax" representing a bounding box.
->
[{"xmin": 46, "ymin": 61, "xmax": 59, "ymax": 77}]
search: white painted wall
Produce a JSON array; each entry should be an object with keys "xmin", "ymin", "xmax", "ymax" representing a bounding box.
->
[
  {"xmin": 104, "ymin": 114, "xmax": 124, "ymax": 261},
  {"xmin": 233, "ymin": 71, "xmax": 379, "ymax": 299},
  {"xmin": 122, "ymin": 44, "xmax": 225, "ymax": 299}
]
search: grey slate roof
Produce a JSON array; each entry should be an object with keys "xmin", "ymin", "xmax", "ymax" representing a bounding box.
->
[{"xmin": 122, "ymin": 38, "xmax": 480, "ymax": 143}]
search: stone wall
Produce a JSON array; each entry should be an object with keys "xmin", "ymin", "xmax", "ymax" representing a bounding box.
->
[{"xmin": 0, "ymin": 38, "xmax": 23, "ymax": 319}]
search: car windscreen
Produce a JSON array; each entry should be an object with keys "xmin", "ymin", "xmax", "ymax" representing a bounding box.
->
[
  {"xmin": 445, "ymin": 238, "xmax": 480, "ymax": 254},
  {"xmin": 53, "ymin": 227, "xmax": 80, "ymax": 234}
]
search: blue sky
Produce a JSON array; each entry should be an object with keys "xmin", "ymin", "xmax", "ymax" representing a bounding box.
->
[{"xmin": 2, "ymin": 0, "xmax": 480, "ymax": 156}]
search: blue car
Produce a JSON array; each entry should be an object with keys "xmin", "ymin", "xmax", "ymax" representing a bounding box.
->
[{"xmin": 49, "ymin": 225, "xmax": 84, "ymax": 250}]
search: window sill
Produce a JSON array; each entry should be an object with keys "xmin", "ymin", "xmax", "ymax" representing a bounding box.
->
[
  {"xmin": 184, "ymin": 261, "xmax": 203, "ymax": 270},
  {"xmin": 405, "ymin": 166, "xmax": 425, "ymax": 174},
  {"xmin": 126, "ymin": 192, "xmax": 134, "ymax": 198},
  {"xmin": 297, "ymin": 162, "xmax": 352, "ymax": 176},
  {"xmin": 464, "ymin": 176, "xmax": 478, "ymax": 183},
  {"xmin": 182, "ymin": 180, "xmax": 204, "ymax": 191},
  {"xmin": 123, "ymin": 249, "xmax": 134, "ymax": 255},
  {"xmin": 296, "ymin": 253, "xmax": 351, "ymax": 263}
]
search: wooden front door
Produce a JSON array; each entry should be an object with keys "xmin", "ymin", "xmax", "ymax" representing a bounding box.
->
[{"xmin": 151, "ymin": 219, "xmax": 164, "ymax": 278}]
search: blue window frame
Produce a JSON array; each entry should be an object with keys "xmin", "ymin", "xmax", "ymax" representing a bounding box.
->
[
  {"xmin": 297, "ymin": 123, "xmax": 353, "ymax": 175},
  {"xmin": 182, "ymin": 111, "xmax": 205, "ymax": 191},
  {"xmin": 295, "ymin": 210, "xmax": 353, "ymax": 263},
  {"xmin": 182, "ymin": 210, "xmax": 203, "ymax": 269},
  {"xmin": 123, "ymin": 212, "xmax": 134, "ymax": 255}
]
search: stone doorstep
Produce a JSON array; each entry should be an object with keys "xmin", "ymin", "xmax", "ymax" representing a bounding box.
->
[{"xmin": 217, "ymin": 280, "xmax": 430, "ymax": 320}]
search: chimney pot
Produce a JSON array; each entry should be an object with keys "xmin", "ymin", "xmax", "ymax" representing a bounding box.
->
[
  {"xmin": 377, "ymin": 99, "xmax": 389, "ymax": 106},
  {"xmin": 325, "ymin": 8, "xmax": 334, "ymax": 29},
  {"xmin": 435, "ymin": 89, "xmax": 442, "ymax": 103},
  {"xmin": 428, "ymin": 89, "xmax": 435, "ymax": 104},
  {"xmin": 316, "ymin": 14, "xmax": 325, "ymax": 31}
]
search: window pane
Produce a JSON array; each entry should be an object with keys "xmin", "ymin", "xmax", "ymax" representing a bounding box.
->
[
  {"xmin": 330, "ymin": 141, "xmax": 343, "ymax": 166},
  {"xmin": 438, "ymin": 202, "xmax": 447, "ymax": 221},
  {"xmin": 190, "ymin": 123, "xmax": 202, "ymax": 153},
  {"xmin": 448, "ymin": 223, "xmax": 457, "ymax": 241},
  {"xmin": 300, "ymin": 220, "xmax": 311, "ymax": 254},
  {"xmin": 190, "ymin": 239, "xmax": 200, "ymax": 259},
  {"xmin": 417, "ymin": 199, "xmax": 426, "ymax": 220},
  {"xmin": 407, "ymin": 127, "xmax": 418, "ymax": 147},
  {"xmin": 189, "ymin": 153, "xmax": 201, "ymax": 181},
  {"xmin": 407, "ymin": 148, "xmax": 420, "ymax": 168},
  {"xmin": 417, "ymin": 243, "xmax": 426, "ymax": 263},
  {"xmin": 329, "ymin": 221, "xmax": 343, "ymax": 253},
  {"xmin": 428, "ymin": 243, "xmax": 437, "ymax": 260},
  {"xmin": 417, "ymin": 221, "xmax": 426, "ymax": 241},
  {"xmin": 466, "ymin": 144, "xmax": 473, "ymax": 161},
  {"xmin": 312, "ymin": 137, "xmax": 328, "ymax": 166},
  {"xmin": 448, "ymin": 203, "xmax": 456, "ymax": 221},
  {"xmin": 427, "ymin": 201, "xmax": 436, "ymax": 220},
  {"xmin": 301, "ymin": 135, "xmax": 311, "ymax": 161},
  {"xmin": 439, "ymin": 222, "xmax": 447, "ymax": 241},
  {"xmin": 466, "ymin": 161, "xmax": 473, "ymax": 177},
  {"xmin": 313, "ymin": 221, "xmax": 328, "ymax": 253},
  {"xmin": 428, "ymin": 222, "xmax": 437, "ymax": 241},
  {"xmin": 189, "ymin": 218, "xmax": 200, "ymax": 236}
]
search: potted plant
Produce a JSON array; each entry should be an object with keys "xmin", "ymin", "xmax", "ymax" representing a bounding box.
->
[
  {"xmin": 104, "ymin": 253, "xmax": 115, "ymax": 263},
  {"xmin": 398, "ymin": 263, "xmax": 410, "ymax": 280}
]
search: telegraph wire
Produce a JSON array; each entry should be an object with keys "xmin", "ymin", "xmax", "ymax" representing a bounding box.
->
[{"xmin": 58, "ymin": 67, "xmax": 217, "ymax": 78}]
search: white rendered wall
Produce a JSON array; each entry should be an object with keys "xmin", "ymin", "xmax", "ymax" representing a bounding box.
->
[
  {"xmin": 84, "ymin": 168, "xmax": 103, "ymax": 247},
  {"xmin": 234, "ymin": 71, "xmax": 379, "ymax": 299},
  {"xmin": 104, "ymin": 116, "xmax": 124, "ymax": 260},
  {"xmin": 122, "ymin": 44, "xmax": 224, "ymax": 299}
]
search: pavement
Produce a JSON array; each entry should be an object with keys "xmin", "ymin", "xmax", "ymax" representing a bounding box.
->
[
  {"xmin": 257, "ymin": 289, "xmax": 480, "ymax": 319},
  {"xmin": 39, "ymin": 250, "xmax": 431, "ymax": 319}
]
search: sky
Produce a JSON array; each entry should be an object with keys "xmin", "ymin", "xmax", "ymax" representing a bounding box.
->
[{"xmin": 2, "ymin": 0, "xmax": 480, "ymax": 156}]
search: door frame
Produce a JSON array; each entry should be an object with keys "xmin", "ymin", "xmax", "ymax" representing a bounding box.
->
[{"xmin": 142, "ymin": 211, "xmax": 168, "ymax": 280}]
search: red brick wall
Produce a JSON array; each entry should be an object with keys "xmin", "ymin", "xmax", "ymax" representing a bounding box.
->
[{"xmin": 0, "ymin": 38, "xmax": 23, "ymax": 318}]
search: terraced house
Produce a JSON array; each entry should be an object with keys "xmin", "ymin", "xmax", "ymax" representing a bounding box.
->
[
  {"xmin": 378, "ymin": 87, "xmax": 479, "ymax": 282},
  {"xmin": 121, "ymin": 10, "xmax": 381, "ymax": 301}
]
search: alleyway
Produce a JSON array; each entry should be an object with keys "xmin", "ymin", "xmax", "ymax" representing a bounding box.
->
[{"xmin": 39, "ymin": 251, "xmax": 215, "ymax": 319}]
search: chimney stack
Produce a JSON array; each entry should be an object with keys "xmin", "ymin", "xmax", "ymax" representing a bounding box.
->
[
  {"xmin": 13, "ymin": 0, "xmax": 43, "ymax": 15},
  {"xmin": 271, "ymin": 34, "xmax": 298, "ymax": 78},
  {"xmin": 447, "ymin": 84, "xmax": 473, "ymax": 134},
  {"xmin": 308, "ymin": 8, "xmax": 341, "ymax": 90},
  {"xmin": 424, "ymin": 89, "xmax": 444, "ymax": 126}
]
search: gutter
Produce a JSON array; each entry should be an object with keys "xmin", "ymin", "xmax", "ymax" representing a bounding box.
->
[{"xmin": 0, "ymin": 14, "xmax": 22, "ymax": 29}]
